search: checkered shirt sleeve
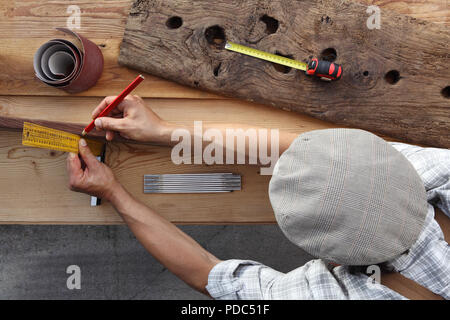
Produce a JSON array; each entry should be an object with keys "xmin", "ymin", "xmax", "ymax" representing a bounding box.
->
[{"xmin": 205, "ymin": 142, "xmax": 450, "ymax": 300}]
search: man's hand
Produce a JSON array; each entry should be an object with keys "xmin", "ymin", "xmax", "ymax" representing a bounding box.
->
[
  {"xmin": 66, "ymin": 138, "xmax": 121, "ymax": 201},
  {"xmin": 91, "ymin": 95, "xmax": 169, "ymax": 143}
]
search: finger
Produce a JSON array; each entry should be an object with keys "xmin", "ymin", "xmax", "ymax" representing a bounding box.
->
[
  {"xmin": 92, "ymin": 96, "xmax": 116, "ymax": 119},
  {"xmin": 96, "ymin": 113, "xmax": 122, "ymax": 132},
  {"xmin": 106, "ymin": 130, "xmax": 115, "ymax": 141},
  {"xmin": 66, "ymin": 152, "xmax": 83, "ymax": 187},
  {"xmin": 78, "ymin": 138, "xmax": 100, "ymax": 168},
  {"xmin": 66, "ymin": 152, "xmax": 82, "ymax": 175},
  {"xmin": 120, "ymin": 132, "xmax": 131, "ymax": 140},
  {"xmin": 94, "ymin": 117, "xmax": 126, "ymax": 132},
  {"xmin": 91, "ymin": 95, "xmax": 135, "ymax": 119}
]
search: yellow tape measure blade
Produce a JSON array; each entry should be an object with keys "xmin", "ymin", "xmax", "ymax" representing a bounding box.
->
[
  {"xmin": 225, "ymin": 41, "xmax": 308, "ymax": 71},
  {"xmin": 22, "ymin": 122, "xmax": 104, "ymax": 156}
]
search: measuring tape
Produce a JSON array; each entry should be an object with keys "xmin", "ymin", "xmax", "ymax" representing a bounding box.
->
[
  {"xmin": 22, "ymin": 122, "xmax": 104, "ymax": 156},
  {"xmin": 224, "ymin": 41, "xmax": 342, "ymax": 81}
]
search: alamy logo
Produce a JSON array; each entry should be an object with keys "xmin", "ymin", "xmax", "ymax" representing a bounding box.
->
[
  {"xmin": 366, "ymin": 5, "xmax": 381, "ymax": 30},
  {"xmin": 171, "ymin": 121, "xmax": 279, "ymax": 175},
  {"xmin": 366, "ymin": 265, "xmax": 381, "ymax": 287},
  {"xmin": 66, "ymin": 265, "xmax": 81, "ymax": 290},
  {"xmin": 67, "ymin": 5, "xmax": 81, "ymax": 30}
]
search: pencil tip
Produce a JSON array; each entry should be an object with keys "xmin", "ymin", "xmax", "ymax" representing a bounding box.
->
[
  {"xmin": 81, "ymin": 130, "xmax": 86, "ymax": 136},
  {"xmin": 139, "ymin": 74, "xmax": 145, "ymax": 80}
]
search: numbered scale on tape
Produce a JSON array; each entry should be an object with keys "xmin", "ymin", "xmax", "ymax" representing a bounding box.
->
[
  {"xmin": 22, "ymin": 122, "xmax": 104, "ymax": 156},
  {"xmin": 224, "ymin": 41, "xmax": 343, "ymax": 81}
]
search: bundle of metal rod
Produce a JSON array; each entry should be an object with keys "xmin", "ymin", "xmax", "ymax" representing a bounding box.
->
[{"xmin": 144, "ymin": 173, "xmax": 241, "ymax": 193}]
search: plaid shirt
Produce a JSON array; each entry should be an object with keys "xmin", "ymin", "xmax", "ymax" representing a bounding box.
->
[{"xmin": 206, "ymin": 143, "xmax": 450, "ymax": 300}]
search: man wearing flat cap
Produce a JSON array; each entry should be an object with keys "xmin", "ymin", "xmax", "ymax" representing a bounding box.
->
[{"xmin": 67, "ymin": 96, "xmax": 449, "ymax": 299}]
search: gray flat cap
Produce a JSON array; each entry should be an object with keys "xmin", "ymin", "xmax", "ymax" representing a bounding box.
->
[{"xmin": 269, "ymin": 129, "xmax": 427, "ymax": 266}]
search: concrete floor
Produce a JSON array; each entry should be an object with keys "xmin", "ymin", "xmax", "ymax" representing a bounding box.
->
[{"xmin": 0, "ymin": 225, "xmax": 313, "ymax": 299}]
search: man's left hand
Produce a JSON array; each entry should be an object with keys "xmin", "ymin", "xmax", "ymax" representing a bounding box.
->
[{"xmin": 66, "ymin": 138, "xmax": 120, "ymax": 201}]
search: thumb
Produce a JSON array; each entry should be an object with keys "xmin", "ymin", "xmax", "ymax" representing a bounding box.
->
[
  {"xmin": 95, "ymin": 117, "xmax": 125, "ymax": 132},
  {"xmin": 78, "ymin": 138, "xmax": 99, "ymax": 168}
]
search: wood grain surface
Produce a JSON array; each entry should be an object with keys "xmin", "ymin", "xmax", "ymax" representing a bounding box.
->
[
  {"xmin": 0, "ymin": 0, "xmax": 448, "ymax": 300},
  {"xmin": 0, "ymin": 93, "xmax": 340, "ymax": 143},
  {"xmin": 0, "ymin": 0, "xmax": 448, "ymax": 227},
  {"xmin": 0, "ymin": 0, "xmax": 221, "ymax": 98},
  {"xmin": 1, "ymin": 0, "xmax": 448, "ymax": 97},
  {"xmin": 119, "ymin": 0, "xmax": 450, "ymax": 148},
  {"xmin": 0, "ymin": 96, "xmax": 336, "ymax": 132},
  {"xmin": 0, "ymin": 129, "xmax": 275, "ymax": 224},
  {"xmin": 0, "ymin": 95, "xmax": 336, "ymax": 224},
  {"xmin": 358, "ymin": 0, "xmax": 449, "ymax": 25}
]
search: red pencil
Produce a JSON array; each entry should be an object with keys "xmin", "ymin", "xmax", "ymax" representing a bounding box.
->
[{"xmin": 82, "ymin": 74, "xmax": 145, "ymax": 136}]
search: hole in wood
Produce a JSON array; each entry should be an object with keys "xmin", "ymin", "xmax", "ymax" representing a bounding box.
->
[
  {"xmin": 260, "ymin": 15, "xmax": 279, "ymax": 34},
  {"xmin": 321, "ymin": 15, "xmax": 332, "ymax": 24},
  {"xmin": 442, "ymin": 86, "xmax": 450, "ymax": 98},
  {"xmin": 166, "ymin": 16, "xmax": 183, "ymax": 29},
  {"xmin": 385, "ymin": 70, "xmax": 400, "ymax": 84},
  {"xmin": 363, "ymin": 71, "xmax": 369, "ymax": 76},
  {"xmin": 213, "ymin": 63, "xmax": 222, "ymax": 77},
  {"xmin": 205, "ymin": 25, "xmax": 226, "ymax": 49},
  {"xmin": 320, "ymin": 48, "xmax": 337, "ymax": 62},
  {"xmin": 272, "ymin": 51, "xmax": 293, "ymax": 74}
]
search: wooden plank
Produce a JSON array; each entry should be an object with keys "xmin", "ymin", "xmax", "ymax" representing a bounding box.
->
[
  {"xmin": 0, "ymin": 95, "xmax": 336, "ymax": 224},
  {"xmin": 1, "ymin": 0, "xmax": 448, "ymax": 97},
  {"xmin": 0, "ymin": 0, "xmax": 222, "ymax": 98},
  {"xmin": 118, "ymin": 0, "xmax": 450, "ymax": 148},
  {"xmin": 0, "ymin": 0, "xmax": 133, "ymax": 39},
  {"xmin": 0, "ymin": 129, "xmax": 277, "ymax": 224},
  {"xmin": 0, "ymin": 95, "xmax": 337, "ymax": 133},
  {"xmin": 381, "ymin": 272, "xmax": 444, "ymax": 300},
  {"xmin": 1, "ymin": 0, "xmax": 447, "ymax": 40},
  {"xmin": 0, "ymin": 37, "xmax": 222, "ymax": 98}
]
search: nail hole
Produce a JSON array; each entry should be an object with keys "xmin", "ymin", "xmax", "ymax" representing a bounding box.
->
[
  {"xmin": 385, "ymin": 70, "xmax": 400, "ymax": 84},
  {"xmin": 363, "ymin": 71, "xmax": 369, "ymax": 76},
  {"xmin": 166, "ymin": 16, "xmax": 183, "ymax": 29},
  {"xmin": 320, "ymin": 48, "xmax": 337, "ymax": 62},
  {"xmin": 194, "ymin": 81, "xmax": 199, "ymax": 86},
  {"xmin": 260, "ymin": 15, "xmax": 279, "ymax": 34},
  {"xmin": 205, "ymin": 25, "xmax": 226, "ymax": 49},
  {"xmin": 213, "ymin": 63, "xmax": 222, "ymax": 77},
  {"xmin": 321, "ymin": 15, "xmax": 332, "ymax": 24},
  {"xmin": 442, "ymin": 86, "xmax": 450, "ymax": 98},
  {"xmin": 272, "ymin": 51, "xmax": 293, "ymax": 74}
]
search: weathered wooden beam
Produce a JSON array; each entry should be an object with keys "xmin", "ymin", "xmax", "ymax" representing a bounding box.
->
[{"xmin": 119, "ymin": 0, "xmax": 450, "ymax": 148}]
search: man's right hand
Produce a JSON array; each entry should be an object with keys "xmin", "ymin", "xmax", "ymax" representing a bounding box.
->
[{"xmin": 91, "ymin": 95, "xmax": 170, "ymax": 143}]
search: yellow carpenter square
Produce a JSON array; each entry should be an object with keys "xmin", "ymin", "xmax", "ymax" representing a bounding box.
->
[
  {"xmin": 22, "ymin": 122, "xmax": 104, "ymax": 156},
  {"xmin": 224, "ymin": 41, "xmax": 308, "ymax": 71}
]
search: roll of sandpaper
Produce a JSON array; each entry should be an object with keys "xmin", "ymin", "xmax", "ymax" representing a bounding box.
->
[{"xmin": 33, "ymin": 28, "xmax": 103, "ymax": 94}]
